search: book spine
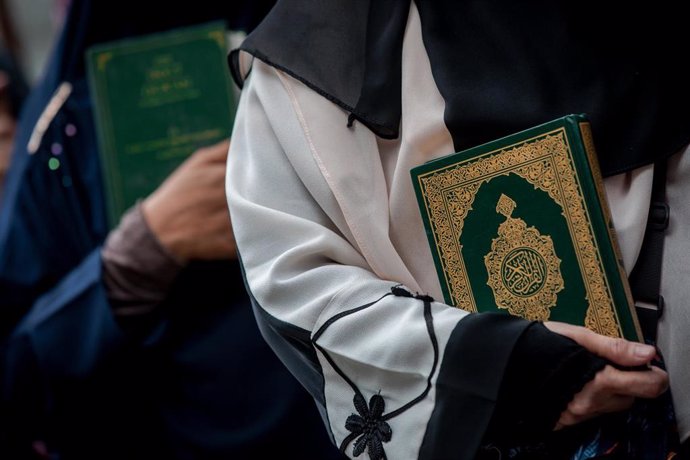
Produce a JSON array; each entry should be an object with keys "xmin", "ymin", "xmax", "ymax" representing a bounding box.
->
[
  {"xmin": 86, "ymin": 51, "xmax": 122, "ymax": 228},
  {"xmin": 577, "ymin": 121, "xmax": 643, "ymax": 342}
]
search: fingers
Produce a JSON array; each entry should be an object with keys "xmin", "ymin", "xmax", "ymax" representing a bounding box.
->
[
  {"xmin": 543, "ymin": 322, "xmax": 668, "ymax": 432},
  {"xmin": 192, "ymin": 159, "xmax": 228, "ymax": 189},
  {"xmin": 594, "ymin": 365, "xmax": 669, "ymax": 399},
  {"xmin": 544, "ymin": 321, "xmax": 656, "ymax": 367},
  {"xmin": 557, "ymin": 393, "xmax": 634, "ymax": 429},
  {"xmin": 193, "ymin": 139, "xmax": 231, "ymax": 163},
  {"xmin": 554, "ymin": 365, "xmax": 668, "ymax": 430},
  {"xmin": 177, "ymin": 151, "xmax": 228, "ymax": 192}
]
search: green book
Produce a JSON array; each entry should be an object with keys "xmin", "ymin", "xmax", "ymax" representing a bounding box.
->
[
  {"xmin": 87, "ymin": 22, "xmax": 236, "ymax": 226},
  {"xmin": 411, "ymin": 115, "xmax": 641, "ymax": 341}
]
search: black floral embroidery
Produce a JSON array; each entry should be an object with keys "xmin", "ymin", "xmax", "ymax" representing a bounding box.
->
[
  {"xmin": 313, "ymin": 286, "xmax": 438, "ymax": 459},
  {"xmin": 345, "ymin": 393, "xmax": 392, "ymax": 460}
]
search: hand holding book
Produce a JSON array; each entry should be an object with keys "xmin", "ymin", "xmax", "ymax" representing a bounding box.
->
[
  {"xmin": 87, "ymin": 22, "xmax": 236, "ymax": 227},
  {"xmin": 544, "ymin": 321, "xmax": 667, "ymax": 430},
  {"xmin": 142, "ymin": 139, "xmax": 235, "ymax": 263}
]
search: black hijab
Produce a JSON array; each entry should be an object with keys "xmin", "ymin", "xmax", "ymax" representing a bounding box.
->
[{"xmin": 233, "ymin": 0, "xmax": 690, "ymax": 176}]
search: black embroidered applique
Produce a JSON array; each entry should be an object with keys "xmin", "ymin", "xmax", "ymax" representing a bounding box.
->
[
  {"xmin": 345, "ymin": 393, "xmax": 392, "ymax": 460},
  {"xmin": 391, "ymin": 285, "xmax": 434, "ymax": 304},
  {"xmin": 312, "ymin": 286, "xmax": 439, "ymax": 459}
]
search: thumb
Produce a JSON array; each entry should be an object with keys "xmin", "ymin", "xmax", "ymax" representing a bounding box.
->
[
  {"xmin": 195, "ymin": 139, "xmax": 231, "ymax": 163},
  {"xmin": 544, "ymin": 321, "xmax": 655, "ymax": 367}
]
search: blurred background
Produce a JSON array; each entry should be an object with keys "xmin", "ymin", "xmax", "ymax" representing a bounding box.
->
[
  {"xmin": 1, "ymin": 0, "xmax": 65, "ymax": 83},
  {"xmin": 1, "ymin": 0, "xmax": 62, "ymax": 194},
  {"xmin": 0, "ymin": 2, "xmax": 345, "ymax": 459}
]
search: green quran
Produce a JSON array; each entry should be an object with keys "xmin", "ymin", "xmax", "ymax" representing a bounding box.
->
[
  {"xmin": 411, "ymin": 115, "xmax": 642, "ymax": 341},
  {"xmin": 87, "ymin": 22, "xmax": 236, "ymax": 226}
]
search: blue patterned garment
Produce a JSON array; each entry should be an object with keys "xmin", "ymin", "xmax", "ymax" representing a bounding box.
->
[{"xmin": 481, "ymin": 359, "xmax": 681, "ymax": 460}]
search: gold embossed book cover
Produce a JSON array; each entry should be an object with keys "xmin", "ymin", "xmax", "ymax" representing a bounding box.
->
[{"xmin": 411, "ymin": 115, "xmax": 641, "ymax": 341}]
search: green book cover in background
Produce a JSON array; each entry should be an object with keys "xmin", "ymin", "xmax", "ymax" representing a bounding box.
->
[
  {"xmin": 87, "ymin": 22, "xmax": 235, "ymax": 226},
  {"xmin": 411, "ymin": 115, "xmax": 642, "ymax": 341}
]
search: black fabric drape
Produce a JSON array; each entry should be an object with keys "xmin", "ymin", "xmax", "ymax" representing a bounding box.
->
[{"xmin": 233, "ymin": 0, "xmax": 690, "ymax": 176}]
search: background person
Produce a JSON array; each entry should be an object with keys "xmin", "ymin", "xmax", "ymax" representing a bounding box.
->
[{"xmin": 0, "ymin": 1, "xmax": 342, "ymax": 458}]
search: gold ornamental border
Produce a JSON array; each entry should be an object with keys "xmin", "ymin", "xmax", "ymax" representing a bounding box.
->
[{"xmin": 417, "ymin": 128, "xmax": 622, "ymax": 338}]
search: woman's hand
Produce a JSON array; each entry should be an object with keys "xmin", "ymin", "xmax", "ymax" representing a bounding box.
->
[
  {"xmin": 544, "ymin": 322, "xmax": 668, "ymax": 429},
  {"xmin": 142, "ymin": 139, "xmax": 235, "ymax": 263}
]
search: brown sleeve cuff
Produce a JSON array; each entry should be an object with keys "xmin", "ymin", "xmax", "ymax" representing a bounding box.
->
[{"xmin": 101, "ymin": 202, "xmax": 183, "ymax": 317}]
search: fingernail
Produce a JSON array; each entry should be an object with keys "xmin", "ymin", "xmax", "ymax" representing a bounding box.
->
[{"xmin": 634, "ymin": 344, "xmax": 654, "ymax": 359}]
